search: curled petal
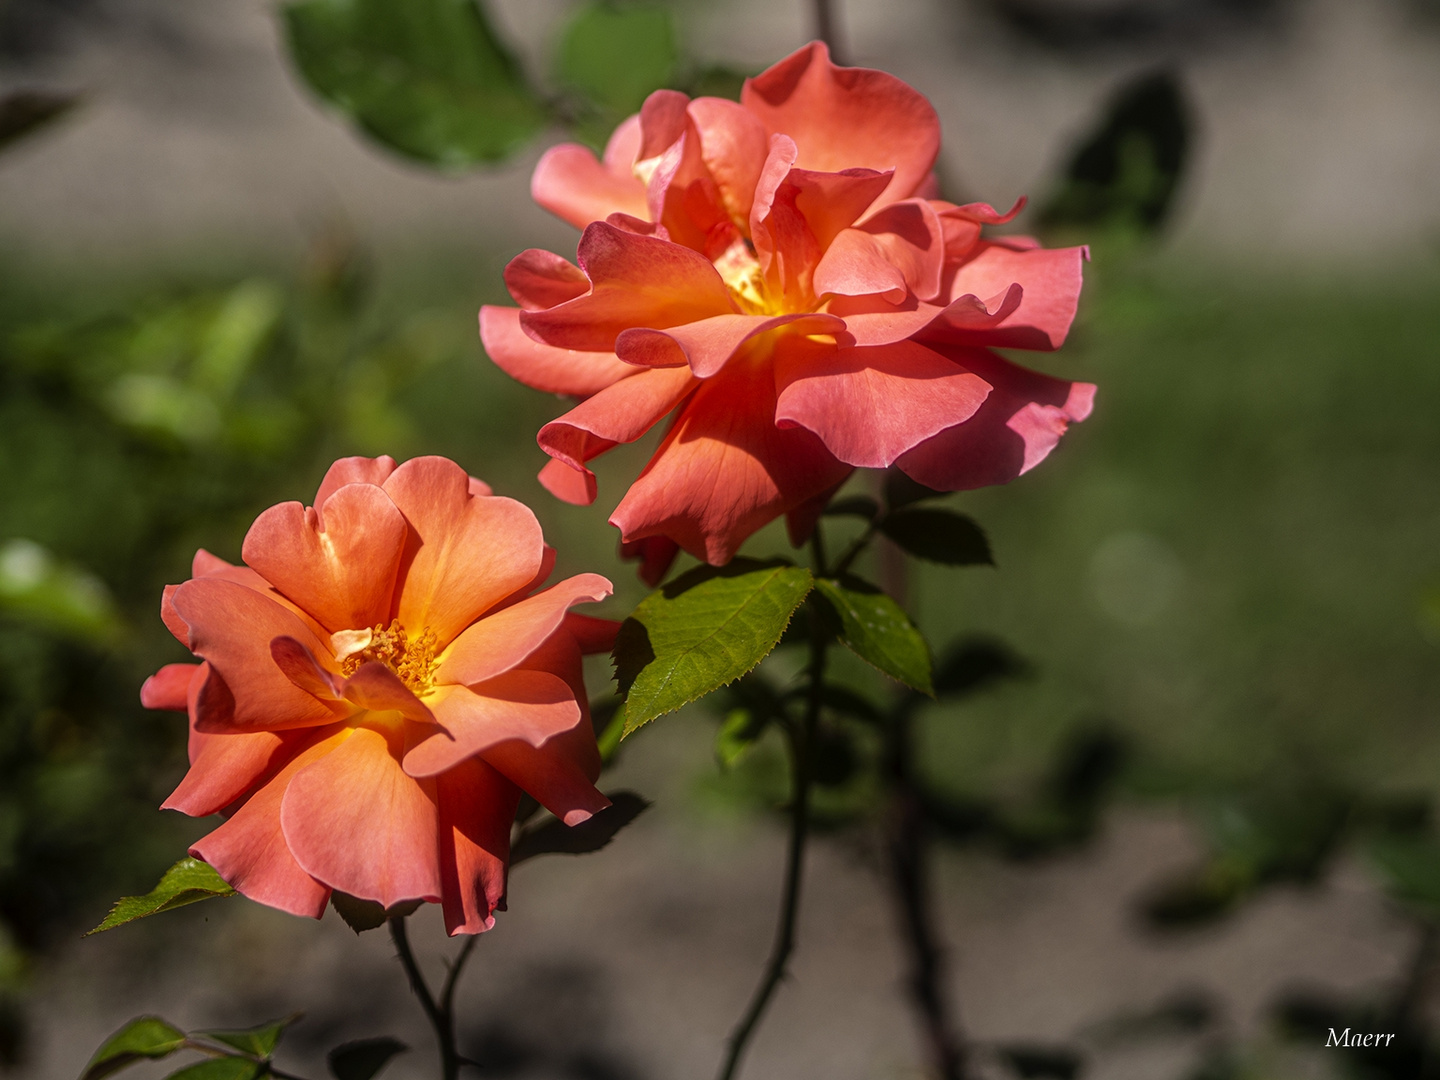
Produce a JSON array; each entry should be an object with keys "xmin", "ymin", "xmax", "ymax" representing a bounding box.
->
[
  {"xmin": 742, "ymin": 41, "xmax": 940, "ymax": 210},
  {"xmin": 163, "ymin": 727, "xmax": 293, "ymax": 818},
  {"xmin": 619, "ymin": 535, "xmax": 682, "ymax": 587},
  {"xmin": 314, "ymin": 456, "xmax": 399, "ymax": 512},
  {"xmin": 616, "ymin": 312, "xmax": 848, "ymax": 377},
  {"xmin": 503, "ymin": 249, "xmax": 591, "ymax": 310},
  {"xmin": 539, "ymin": 456, "xmax": 600, "ymax": 507},
  {"xmin": 933, "ymin": 241, "xmax": 1087, "ymax": 351},
  {"xmin": 340, "ymin": 662, "xmax": 437, "ymax": 726},
  {"xmin": 405, "ymin": 672, "xmax": 582, "ymax": 778},
  {"xmin": 895, "ymin": 347, "xmax": 1095, "ymax": 490},
  {"xmin": 775, "ymin": 339, "xmax": 991, "ymax": 467},
  {"xmin": 437, "ymin": 757, "xmax": 518, "ymax": 935},
  {"xmin": 521, "ymin": 222, "xmax": 736, "ymax": 352},
  {"xmin": 538, "ymin": 365, "xmax": 697, "ymax": 473},
  {"xmin": 241, "ymin": 482, "xmax": 408, "ymax": 635},
  {"xmin": 532, "ymin": 143, "xmax": 648, "ymax": 229},
  {"xmin": 688, "ymin": 96, "xmax": 770, "ymax": 226},
  {"xmin": 832, "ymin": 282, "xmax": 1022, "ymax": 348},
  {"xmin": 281, "ymin": 725, "xmax": 443, "ymax": 909},
  {"xmin": 141, "ymin": 663, "xmax": 200, "ymax": 711},
  {"xmin": 383, "ymin": 457, "xmax": 545, "ymax": 649},
  {"xmin": 480, "ymin": 306, "xmax": 633, "ymax": 398},
  {"xmin": 481, "ymin": 738, "xmax": 610, "ymax": 826},
  {"xmin": 813, "ymin": 230, "xmax": 909, "ymax": 303},
  {"xmin": 437, "ymin": 573, "xmax": 614, "ymax": 687},
  {"xmin": 855, "ymin": 198, "xmax": 945, "ymax": 301}
]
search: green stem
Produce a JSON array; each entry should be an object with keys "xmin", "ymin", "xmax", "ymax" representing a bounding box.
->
[
  {"xmin": 390, "ymin": 915, "xmax": 461, "ymax": 1080},
  {"xmin": 716, "ymin": 535, "xmax": 830, "ymax": 1080}
]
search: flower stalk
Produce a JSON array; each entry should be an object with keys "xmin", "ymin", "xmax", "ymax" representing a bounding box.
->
[{"xmin": 390, "ymin": 915, "xmax": 469, "ymax": 1080}]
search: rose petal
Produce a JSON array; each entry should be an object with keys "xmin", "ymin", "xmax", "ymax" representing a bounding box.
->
[
  {"xmin": 539, "ymin": 456, "xmax": 599, "ymax": 507},
  {"xmin": 503, "ymin": 249, "xmax": 591, "ymax": 311},
  {"xmin": 688, "ymin": 96, "xmax": 770, "ymax": 226},
  {"xmin": 340, "ymin": 662, "xmax": 437, "ymax": 726},
  {"xmin": 932, "ymin": 241, "xmax": 1087, "ymax": 351},
  {"xmin": 480, "ymin": 739, "xmax": 610, "ymax": 827},
  {"xmin": 538, "ymin": 365, "xmax": 697, "ymax": 474},
  {"xmin": 281, "ymin": 725, "xmax": 443, "ymax": 908},
  {"xmin": 532, "ymin": 143, "xmax": 649, "ymax": 230},
  {"xmin": 404, "ymin": 672, "xmax": 582, "ymax": 778},
  {"xmin": 480, "ymin": 306, "xmax": 633, "ymax": 398},
  {"xmin": 436, "ymin": 756, "xmax": 518, "ymax": 935},
  {"xmin": 618, "ymin": 535, "xmax": 682, "ymax": 587},
  {"xmin": 314, "ymin": 457, "xmax": 399, "ymax": 512},
  {"xmin": 163, "ymin": 726, "xmax": 294, "ymax": 818},
  {"xmin": 616, "ymin": 312, "xmax": 848, "ymax": 378},
  {"xmin": 141, "ymin": 663, "xmax": 200, "ymax": 711}
]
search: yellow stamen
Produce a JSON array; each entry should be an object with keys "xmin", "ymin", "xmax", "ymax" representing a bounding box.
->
[
  {"xmin": 335, "ymin": 619, "xmax": 439, "ymax": 695},
  {"xmin": 712, "ymin": 236, "xmax": 774, "ymax": 316}
]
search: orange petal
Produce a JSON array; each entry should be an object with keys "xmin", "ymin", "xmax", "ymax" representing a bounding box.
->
[
  {"xmin": 563, "ymin": 612, "xmax": 622, "ymax": 655},
  {"xmin": 502, "ymin": 248, "xmax": 591, "ymax": 311},
  {"xmin": 405, "ymin": 673, "xmax": 582, "ymax": 778},
  {"xmin": 538, "ymin": 366, "xmax": 697, "ymax": 473},
  {"xmin": 538, "ymin": 456, "xmax": 599, "ymax": 507},
  {"xmin": 480, "ymin": 739, "xmax": 610, "ymax": 827},
  {"xmin": 382, "ymin": 457, "xmax": 545, "ymax": 649},
  {"xmin": 532, "ymin": 143, "xmax": 649, "ymax": 229},
  {"xmin": 314, "ymin": 456, "xmax": 399, "ymax": 511},
  {"xmin": 281, "ymin": 725, "xmax": 442, "ymax": 909},
  {"xmin": 436, "ymin": 757, "xmax": 519, "ymax": 935},
  {"xmin": 688, "ymin": 96, "xmax": 771, "ymax": 227},
  {"xmin": 340, "ymin": 662, "xmax": 437, "ymax": 726},
  {"xmin": 140, "ymin": 662, "xmax": 200, "ymax": 711},
  {"xmin": 933, "ymin": 240, "xmax": 1087, "ymax": 351},
  {"xmin": 742, "ymin": 42, "xmax": 939, "ymax": 210},
  {"xmin": 616, "ymin": 312, "xmax": 848, "ymax": 378},
  {"xmin": 480, "ymin": 306, "xmax": 633, "ymax": 398},
  {"xmin": 242, "ymin": 482, "xmax": 409, "ymax": 635},
  {"xmin": 163, "ymin": 727, "xmax": 294, "ymax": 818},
  {"xmin": 437, "ymin": 573, "xmax": 613, "ymax": 687}
]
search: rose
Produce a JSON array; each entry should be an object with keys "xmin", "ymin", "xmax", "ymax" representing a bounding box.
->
[
  {"xmin": 481, "ymin": 41, "xmax": 1094, "ymax": 581},
  {"xmin": 140, "ymin": 455, "xmax": 617, "ymax": 935}
]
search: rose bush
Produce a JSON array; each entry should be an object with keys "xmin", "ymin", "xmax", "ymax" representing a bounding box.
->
[
  {"xmin": 481, "ymin": 41, "xmax": 1094, "ymax": 580},
  {"xmin": 140, "ymin": 454, "xmax": 617, "ymax": 935}
]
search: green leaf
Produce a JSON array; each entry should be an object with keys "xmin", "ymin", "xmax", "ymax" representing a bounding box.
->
[
  {"xmin": 0, "ymin": 91, "xmax": 79, "ymax": 154},
  {"xmin": 329, "ymin": 893, "xmax": 421, "ymax": 934},
  {"xmin": 328, "ymin": 1038, "xmax": 408, "ymax": 1080},
  {"xmin": 194, "ymin": 1015, "xmax": 300, "ymax": 1059},
  {"xmin": 86, "ymin": 858, "xmax": 235, "ymax": 936},
  {"xmin": 1368, "ymin": 835, "xmax": 1440, "ymax": 915},
  {"xmin": 879, "ymin": 508, "xmax": 993, "ymax": 567},
  {"xmin": 164, "ymin": 1060, "xmax": 264, "ymax": 1080},
  {"xmin": 555, "ymin": 3, "xmax": 677, "ymax": 118},
  {"xmin": 81, "ymin": 1017, "xmax": 187, "ymax": 1080},
  {"xmin": 0, "ymin": 538, "xmax": 121, "ymax": 646},
  {"xmin": 933, "ymin": 638, "xmax": 1028, "ymax": 699},
  {"xmin": 813, "ymin": 577, "xmax": 933, "ymax": 694},
  {"xmin": 614, "ymin": 560, "xmax": 813, "ymax": 732},
  {"xmin": 282, "ymin": 0, "xmax": 549, "ymax": 167},
  {"xmin": 591, "ymin": 694, "xmax": 625, "ymax": 765},
  {"xmin": 715, "ymin": 708, "xmax": 768, "ymax": 768},
  {"xmin": 510, "ymin": 792, "xmax": 650, "ymax": 865}
]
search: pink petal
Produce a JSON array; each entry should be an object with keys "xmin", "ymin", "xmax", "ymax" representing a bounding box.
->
[
  {"xmin": 503, "ymin": 249, "xmax": 591, "ymax": 310},
  {"xmin": 182, "ymin": 551, "xmax": 332, "ymax": 641},
  {"xmin": 855, "ymin": 198, "xmax": 945, "ymax": 301},
  {"xmin": 141, "ymin": 662, "xmax": 200, "ymax": 711},
  {"xmin": 437, "ymin": 573, "xmax": 614, "ymax": 687},
  {"xmin": 404, "ymin": 672, "xmax": 582, "ymax": 778},
  {"xmin": 775, "ymin": 338, "xmax": 991, "ymax": 467},
  {"xmin": 281, "ymin": 725, "xmax": 442, "ymax": 908},
  {"xmin": 618, "ymin": 535, "xmax": 682, "ymax": 587},
  {"xmin": 382, "ymin": 457, "xmax": 545, "ymax": 649},
  {"xmin": 616, "ymin": 312, "xmax": 848, "ymax": 377},
  {"xmin": 895, "ymin": 346, "xmax": 1095, "ymax": 490},
  {"xmin": 604, "ymin": 113, "xmax": 643, "ymax": 173},
  {"xmin": 831, "ymin": 282, "xmax": 1021, "ymax": 347},
  {"xmin": 189, "ymin": 725, "xmax": 348, "ymax": 919},
  {"xmin": 933, "ymin": 240, "xmax": 1087, "ymax": 351},
  {"xmin": 563, "ymin": 612, "xmax": 622, "ymax": 655},
  {"xmin": 270, "ymin": 635, "xmax": 343, "ymax": 700},
  {"xmin": 314, "ymin": 457, "xmax": 400, "ymax": 512},
  {"xmin": 163, "ymin": 727, "xmax": 293, "ymax": 817},
  {"xmin": 436, "ymin": 756, "xmax": 518, "ymax": 935},
  {"xmin": 520, "ymin": 222, "xmax": 736, "ymax": 352},
  {"xmin": 531, "ymin": 143, "xmax": 649, "ymax": 230},
  {"xmin": 539, "ymin": 456, "xmax": 599, "ymax": 507},
  {"xmin": 480, "ymin": 306, "xmax": 633, "ymax": 398},
  {"xmin": 742, "ymin": 42, "xmax": 940, "ymax": 210},
  {"xmin": 688, "ymin": 96, "xmax": 771, "ymax": 226},
  {"xmin": 481, "ymin": 740, "xmax": 609, "ymax": 827},
  {"xmin": 610, "ymin": 350, "xmax": 851, "ymax": 565},
  {"xmin": 813, "ymin": 230, "xmax": 909, "ymax": 303},
  {"xmin": 340, "ymin": 662, "xmax": 437, "ymax": 726},
  {"xmin": 172, "ymin": 578, "xmax": 345, "ymax": 733},
  {"xmin": 538, "ymin": 365, "xmax": 697, "ymax": 475},
  {"xmin": 241, "ymin": 482, "xmax": 408, "ymax": 635}
]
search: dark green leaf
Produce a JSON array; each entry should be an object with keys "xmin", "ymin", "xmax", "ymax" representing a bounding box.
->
[
  {"xmin": 86, "ymin": 858, "xmax": 235, "ymax": 936},
  {"xmin": 328, "ymin": 1038, "xmax": 408, "ymax": 1080},
  {"xmin": 555, "ymin": 4, "xmax": 677, "ymax": 117},
  {"xmin": 329, "ymin": 893, "xmax": 421, "ymax": 934},
  {"xmin": 813, "ymin": 577, "xmax": 932, "ymax": 694},
  {"xmin": 822, "ymin": 495, "xmax": 879, "ymax": 521},
  {"xmin": 1368, "ymin": 835, "xmax": 1440, "ymax": 914},
  {"xmin": 194, "ymin": 1015, "xmax": 300, "ymax": 1059},
  {"xmin": 510, "ymin": 792, "xmax": 650, "ymax": 865},
  {"xmin": 614, "ymin": 560, "xmax": 813, "ymax": 732},
  {"xmin": 164, "ymin": 1059, "xmax": 263, "ymax": 1080},
  {"xmin": 0, "ymin": 91, "xmax": 79, "ymax": 154},
  {"xmin": 1038, "ymin": 69, "xmax": 1190, "ymax": 234},
  {"xmin": 933, "ymin": 638, "xmax": 1028, "ymax": 698},
  {"xmin": 715, "ymin": 708, "xmax": 768, "ymax": 768},
  {"xmin": 282, "ymin": 0, "xmax": 548, "ymax": 167},
  {"xmin": 879, "ymin": 508, "xmax": 993, "ymax": 567},
  {"xmin": 80, "ymin": 1017, "xmax": 186, "ymax": 1080}
]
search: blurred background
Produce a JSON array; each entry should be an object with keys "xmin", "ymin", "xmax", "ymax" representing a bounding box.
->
[{"xmin": 1, "ymin": 0, "xmax": 1439, "ymax": 1078}]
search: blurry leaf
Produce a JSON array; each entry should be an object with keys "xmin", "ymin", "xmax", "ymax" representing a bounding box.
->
[
  {"xmin": 86, "ymin": 858, "xmax": 235, "ymax": 936},
  {"xmin": 715, "ymin": 707, "xmax": 768, "ymax": 768},
  {"xmin": 0, "ymin": 539, "xmax": 121, "ymax": 645},
  {"xmin": 997, "ymin": 1043, "xmax": 1083, "ymax": 1079},
  {"xmin": 106, "ymin": 374, "xmax": 221, "ymax": 444},
  {"xmin": 879, "ymin": 508, "xmax": 993, "ymax": 567},
  {"xmin": 328, "ymin": 1038, "xmax": 408, "ymax": 1080},
  {"xmin": 194, "ymin": 1015, "xmax": 300, "ymax": 1059},
  {"xmin": 510, "ymin": 791, "xmax": 650, "ymax": 864},
  {"xmin": 1368, "ymin": 834, "xmax": 1440, "ymax": 915},
  {"xmin": 591, "ymin": 695, "xmax": 625, "ymax": 764},
  {"xmin": 1140, "ymin": 857, "xmax": 1253, "ymax": 928},
  {"xmin": 1039, "ymin": 70, "xmax": 1190, "ymax": 233},
  {"xmin": 682, "ymin": 65, "xmax": 749, "ymax": 101},
  {"xmin": 1083, "ymin": 988, "xmax": 1218, "ymax": 1047},
  {"xmin": 0, "ymin": 91, "xmax": 78, "ymax": 153},
  {"xmin": 883, "ymin": 469, "xmax": 945, "ymax": 510},
  {"xmin": 81, "ymin": 1018, "xmax": 187, "ymax": 1080},
  {"xmin": 329, "ymin": 893, "xmax": 420, "ymax": 934},
  {"xmin": 812, "ymin": 684, "xmax": 884, "ymax": 725},
  {"xmin": 555, "ymin": 3, "xmax": 677, "ymax": 117},
  {"xmin": 164, "ymin": 1060, "xmax": 263, "ymax": 1080},
  {"xmin": 933, "ymin": 638, "xmax": 1029, "ymax": 698},
  {"xmin": 822, "ymin": 495, "xmax": 879, "ymax": 521},
  {"xmin": 282, "ymin": 0, "xmax": 549, "ymax": 167},
  {"xmin": 813, "ymin": 577, "xmax": 932, "ymax": 694},
  {"xmin": 810, "ymin": 726, "xmax": 857, "ymax": 787},
  {"xmin": 614, "ymin": 560, "xmax": 813, "ymax": 733},
  {"xmin": 192, "ymin": 281, "xmax": 284, "ymax": 400}
]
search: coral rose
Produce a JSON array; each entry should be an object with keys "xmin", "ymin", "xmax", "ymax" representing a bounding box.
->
[
  {"xmin": 140, "ymin": 455, "xmax": 618, "ymax": 935},
  {"xmin": 481, "ymin": 42, "xmax": 1095, "ymax": 580}
]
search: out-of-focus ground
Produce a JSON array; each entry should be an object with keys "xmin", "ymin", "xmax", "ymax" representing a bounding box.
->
[{"xmin": 3, "ymin": 1, "xmax": 1440, "ymax": 1078}]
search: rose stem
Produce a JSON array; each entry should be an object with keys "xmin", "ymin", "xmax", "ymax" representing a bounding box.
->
[
  {"xmin": 390, "ymin": 914, "xmax": 462, "ymax": 1080},
  {"xmin": 715, "ymin": 531, "xmax": 831, "ymax": 1080}
]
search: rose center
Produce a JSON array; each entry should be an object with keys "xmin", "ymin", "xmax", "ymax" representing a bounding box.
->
[
  {"xmin": 331, "ymin": 620, "xmax": 439, "ymax": 696},
  {"xmin": 712, "ymin": 236, "xmax": 776, "ymax": 316}
]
